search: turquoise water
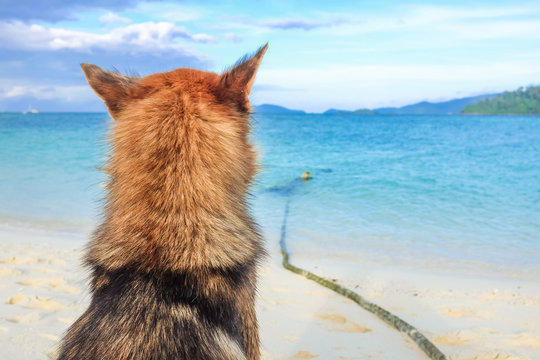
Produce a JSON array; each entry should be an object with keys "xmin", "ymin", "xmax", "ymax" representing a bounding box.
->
[{"xmin": 1, "ymin": 112, "xmax": 539, "ymax": 269}]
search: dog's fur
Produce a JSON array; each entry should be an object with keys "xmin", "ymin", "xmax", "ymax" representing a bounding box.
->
[{"xmin": 58, "ymin": 45, "xmax": 268, "ymax": 360}]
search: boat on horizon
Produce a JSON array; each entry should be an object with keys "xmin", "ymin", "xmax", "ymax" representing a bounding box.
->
[{"xmin": 22, "ymin": 106, "xmax": 39, "ymax": 114}]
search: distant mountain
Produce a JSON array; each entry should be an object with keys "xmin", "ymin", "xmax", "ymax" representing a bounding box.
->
[
  {"xmin": 323, "ymin": 108, "xmax": 348, "ymax": 115},
  {"xmin": 462, "ymin": 86, "xmax": 540, "ymax": 115},
  {"xmin": 318, "ymin": 94, "xmax": 499, "ymax": 115},
  {"xmin": 373, "ymin": 94, "xmax": 498, "ymax": 115},
  {"xmin": 253, "ymin": 92, "xmax": 512, "ymax": 116},
  {"xmin": 253, "ymin": 104, "xmax": 306, "ymax": 114},
  {"xmin": 323, "ymin": 108, "xmax": 374, "ymax": 115}
]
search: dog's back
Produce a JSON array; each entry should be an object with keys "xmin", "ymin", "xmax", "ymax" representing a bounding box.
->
[{"xmin": 58, "ymin": 45, "xmax": 267, "ymax": 360}]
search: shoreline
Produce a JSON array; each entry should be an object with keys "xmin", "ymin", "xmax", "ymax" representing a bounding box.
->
[
  {"xmin": 6, "ymin": 216, "xmax": 540, "ymax": 280},
  {"xmin": 0, "ymin": 227, "xmax": 539, "ymax": 359}
]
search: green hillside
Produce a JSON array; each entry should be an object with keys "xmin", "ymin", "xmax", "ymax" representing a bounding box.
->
[{"xmin": 462, "ymin": 86, "xmax": 540, "ymax": 115}]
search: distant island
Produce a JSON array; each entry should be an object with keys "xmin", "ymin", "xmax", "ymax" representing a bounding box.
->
[
  {"xmin": 323, "ymin": 108, "xmax": 374, "ymax": 115},
  {"xmin": 255, "ymin": 85, "xmax": 540, "ymax": 115},
  {"xmin": 461, "ymin": 86, "xmax": 540, "ymax": 115},
  {"xmin": 253, "ymin": 94, "xmax": 498, "ymax": 115},
  {"xmin": 254, "ymin": 104, "xmax": 306, "ymax": 115},
  {"xmin": 372, "ymin": 94, "xmax": 497, "ymax": 115},
  {"xmin": 254, "ymin": 94, "xmax": 498, "ymax": 115}
]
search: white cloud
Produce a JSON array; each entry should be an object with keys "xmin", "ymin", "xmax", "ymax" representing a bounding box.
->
[
  {"xmin": 224, "ymin": 32, "xmax": 243, "ymax": 43},
  {"xmin": 438, "ymin": 20, "xmax": 540, "ymax": 40},
  {"xmin": 322, "ymin": 4, "xmax": 540, "ymax": 40},
  {"xmin": 0, "ymin": 21, "xmax": 216, "ymax": 54},
  {"xmin": 132, "ymin": 2, "xmax": 205, "ymax": 22},
  {"xmin": 4, "ymin": 86, "xmax": 27, "ymax": 98},
  {"xmin": 0, "ymin": 84, "xmax": 91, "ymax": 102},
  {"xmin": 211, "ymin": 15, "xmax": 344, "ymax": 34},
  {"xmin": 99, "ymin": 12, "xmax": 132, "ymax": 25},
  {"xmin": 263, "ymin": 18, "xmax": 342, "ymax": 30},
  {"xmin": 205, "ymin": 4, "xmax": 540, "ymax": 46},
  {"xmin": 191, "ymin": 33, "xmax": 217, "ymax": 43}
]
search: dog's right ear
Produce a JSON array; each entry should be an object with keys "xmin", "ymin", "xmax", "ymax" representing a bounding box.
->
[
  {"xmin": 81, "ymin": 63, "xmax": 136, "ymax": 116},
  {"xmin": 218, "ymin": 43, "xmax": 268, "ymax": 111}
]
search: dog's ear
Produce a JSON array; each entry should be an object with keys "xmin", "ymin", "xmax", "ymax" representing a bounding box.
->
[
  {"xmin": 81, "ymin": 63, "xmax": 136, "ymax": 116},
  {"xmin": 219, "ymin": 43, "xmax": 268, "ymax": 109}
]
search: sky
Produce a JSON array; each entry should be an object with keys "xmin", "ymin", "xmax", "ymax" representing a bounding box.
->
[{"xmin": 1, "ymin": 0, "xmax": 540, "ymax": 112}]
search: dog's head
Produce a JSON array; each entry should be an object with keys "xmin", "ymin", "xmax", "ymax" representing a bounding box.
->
[{"xmin": 83, "ymin": 44, "xmax": 266, "ymax": 218}]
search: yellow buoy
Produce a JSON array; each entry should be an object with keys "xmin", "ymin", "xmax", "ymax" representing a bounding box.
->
[{"xmin": 301, "ymin": 171, "xmax": 311, "ymax": 181}]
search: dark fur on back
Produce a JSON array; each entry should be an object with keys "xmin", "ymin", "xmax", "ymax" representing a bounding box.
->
[{"xmin": 58, "ymin": 44, "xmax": 268, "ymax": 360}]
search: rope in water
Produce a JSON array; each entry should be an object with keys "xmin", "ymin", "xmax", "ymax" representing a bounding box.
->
[{"xmin": 278, "ymin": 198, "xmax": 448, "ymax": 360}]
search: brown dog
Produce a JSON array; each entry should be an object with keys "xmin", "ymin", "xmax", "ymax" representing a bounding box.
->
[{"xmin": 58, "ymin": 45, "xmax": 268, "ymax": 360}]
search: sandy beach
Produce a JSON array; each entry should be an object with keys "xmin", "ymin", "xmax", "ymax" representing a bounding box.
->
[{"xmin": 0, "ymin": 226, "xmax": 538, "ymax": 360}]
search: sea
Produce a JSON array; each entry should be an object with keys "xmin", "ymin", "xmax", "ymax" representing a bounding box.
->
[{"xmin": 1, "ymin": 112, "xmax": 539, "ymax": 275}]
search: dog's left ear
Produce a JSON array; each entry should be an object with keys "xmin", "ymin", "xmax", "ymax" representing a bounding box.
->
[{"xmin": 219, "ymin": 43, "xmax": 268, "ymax": 109}]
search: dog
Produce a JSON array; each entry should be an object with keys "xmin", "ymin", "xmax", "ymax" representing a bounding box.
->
[{"xmin": 58, "ymin": 44, "xmax": 268, "ymax": 360}]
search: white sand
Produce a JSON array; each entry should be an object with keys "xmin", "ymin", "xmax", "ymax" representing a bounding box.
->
[
  {"xmin": 0, "ymin": 226, "xmax": 538, "ymax": 359},
  {"xmin": 290, "ymin": 252, "xmax": 540, "ymax": 360}
]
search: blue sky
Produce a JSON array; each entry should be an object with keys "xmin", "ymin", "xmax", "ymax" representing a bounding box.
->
[{"xmin": 1, "ymin": 0, "xmax": 540, "ymax": 112}]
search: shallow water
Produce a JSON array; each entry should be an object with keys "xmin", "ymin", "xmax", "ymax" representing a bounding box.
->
[{"xmin": 1, "ymin": 112, "xmax": 539, "ymax": 270}]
